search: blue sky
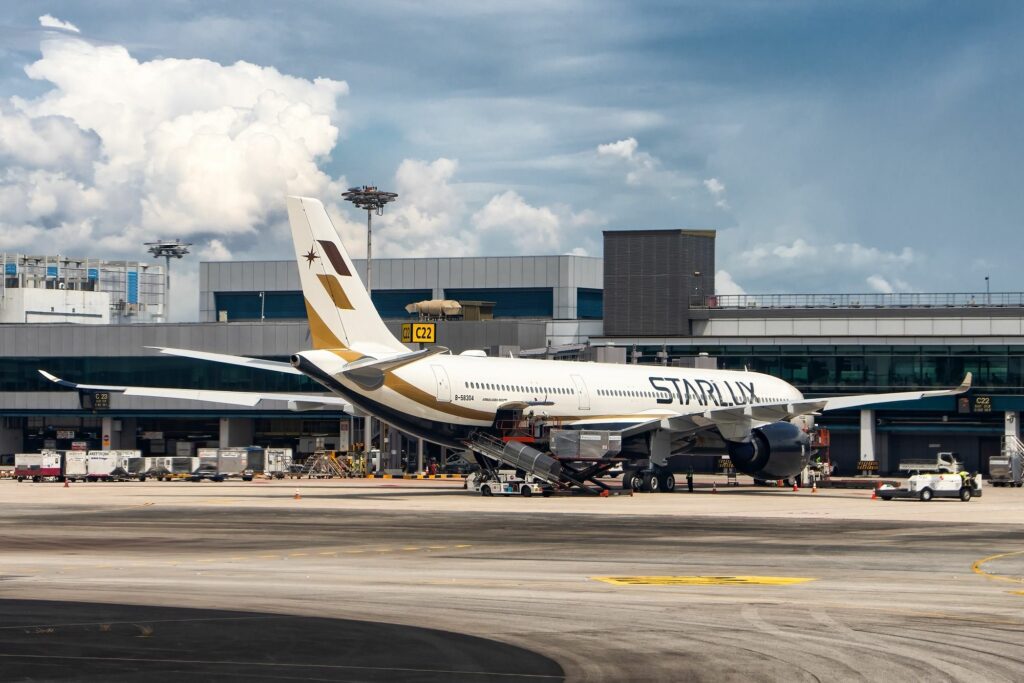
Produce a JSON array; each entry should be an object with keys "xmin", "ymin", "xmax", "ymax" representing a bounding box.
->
[{"xmin": 1, "ymin": 1, "xmax": 1022, "ymax": 315}]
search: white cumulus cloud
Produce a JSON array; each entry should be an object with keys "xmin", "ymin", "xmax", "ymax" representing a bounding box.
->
[
  {"xmin": 595, "ymin": 136, "xmax": 693, "ymax": 191},
  {"xmin": 0, "ymin": 32, "xmax": 350, "ymax": 319},
  {"xmin": 38, "ymin": 14, "xmax": 80, "ymax": 33},
  {"xmin": 703, "ymin": 177, "xmax": 730, "ymax": 209},
  {"xmin": 715, "ymin": 270, "xmax": 746, "ymax": 296}
]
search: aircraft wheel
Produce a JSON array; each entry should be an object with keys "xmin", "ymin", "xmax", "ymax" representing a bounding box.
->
[
  {"xmin": 622, "ymin": 471, "xmax": 642, "ymax": 491},
  {"xmin": 658, "ymin": 472, "xmax": 676, "ymax": 493},
  {"xmin": 480, "ymin": 484, "xmax": 492, "ymax": 497},
  {"xmin": 641, "ymin": 471, "xmax": 659, "ymax": 493},
  {"xmin": 919, "ymin": 487, "xmax": 933, "ymax": 502},
  {"xmin": 959, "ymin": 488, "xmax": 972, "ymax": 502}
]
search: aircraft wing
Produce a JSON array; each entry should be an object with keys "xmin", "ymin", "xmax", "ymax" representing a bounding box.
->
[
  {"xmin": 38, "ymin": 370, "xmax": 351, "ymax": 412},
  {"xmin": 685, "ymin": 373, "xmax": 972, "ymax": 440},
  {"xmin": 145, "ymin": 346, "xmax": 302, "ymax": 374}
]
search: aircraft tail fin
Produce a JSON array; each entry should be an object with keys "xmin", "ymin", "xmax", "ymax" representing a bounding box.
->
[{"xmin": 286, "ymin": 196, "xmax": 407, "ymax": 357}]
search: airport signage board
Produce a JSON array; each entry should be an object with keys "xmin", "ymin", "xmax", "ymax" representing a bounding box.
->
[
  {"xmin": 402, "ymin": 322, "xmax": 436, "ymax": 344},
  {"xmin": 56, "ymin": 429, "xmax": 75, "ymax": 439}
]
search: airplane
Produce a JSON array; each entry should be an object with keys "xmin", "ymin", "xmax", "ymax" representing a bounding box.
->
[{"xmin": 41, "ymin": 195, "xmax": 972, "ymax": 491}]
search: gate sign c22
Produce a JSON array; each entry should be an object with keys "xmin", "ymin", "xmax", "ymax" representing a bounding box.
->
[{"xmin": 402, "ymin": 322, "xmax": 436, "ymax": 344}]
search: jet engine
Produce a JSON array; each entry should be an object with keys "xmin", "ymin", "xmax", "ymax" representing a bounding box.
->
[{"xmin": 725, "ymin": 421, "xmax": 810, "ymax": 480}]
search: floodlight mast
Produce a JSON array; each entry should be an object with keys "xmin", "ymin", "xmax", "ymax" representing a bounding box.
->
[
  {"xmin": 144, "ymin": 239, "xmax": 192, "ymax": 289},
  {"xmin": 341, "ymin": 186, "xmax": 398, "ymax": 294}
]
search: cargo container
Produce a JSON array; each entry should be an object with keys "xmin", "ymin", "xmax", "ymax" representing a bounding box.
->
[
  {"xmin": 216, "ymin": 449, "xmax": 247, "ymax": 477},
  {"xmin": 266, "ymin": 448, "xmax": 293, "ymax": 479},
  {"xmin": 15, "ymin": 451, "xmax": 62, "ymax": 482},
  {"xmin": 64, "ymin": 451, "xmax": 89, "ymax": 482},
  {"xmin": 86, "ymin": 450, "xmax": 132, "ymax": 481}
]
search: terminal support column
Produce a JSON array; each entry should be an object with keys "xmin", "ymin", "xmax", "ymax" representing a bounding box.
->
[
  {"xmin": 1006, "ymin": 411, "xmax": 1020, "ymax": 442},
  {"xmin": 417, "ymin": 438, "xmax": 424, "ymax": 474},
  {"xmin": 219, "ymin": 418, "xmax": 254, "ymax": 448},
  {"xmin": 859, "ymin": 409, "xmax": 877, "ymax": 468},
  {"xmin": 101, "ymin": 416, "xmax": 119, "ymax": 451}
]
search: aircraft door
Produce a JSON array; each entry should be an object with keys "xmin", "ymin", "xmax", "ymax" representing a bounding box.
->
[
  {"xmin": 570, "ymin": 374, "xmax": 590, "ymax": 410},
  {"xmin": 431, "ymin": 365, "xmax": 452, "ymax": 403}
]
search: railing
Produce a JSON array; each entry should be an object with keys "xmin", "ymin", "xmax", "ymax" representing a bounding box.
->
[
  {"xmin": 1002, "ymin": 435, "xmax": 1024, "ymax": 456},
  {"xmin": 692, "ymin": 292, "xmax": 1024, "ymax": 310}
]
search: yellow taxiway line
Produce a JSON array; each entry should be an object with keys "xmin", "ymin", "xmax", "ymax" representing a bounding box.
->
[
  {"xmin": 591, "ymin": 575, "xmax": 815, "ymax": 586},
  {"xmin": 971, "ymin": 549, "xmax": 1024, "ymax": 585}
]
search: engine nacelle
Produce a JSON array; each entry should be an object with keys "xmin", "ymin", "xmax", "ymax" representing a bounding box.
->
[{"xmin": 725, "ymin": 422, "xmax": 810, "ymax": 480}]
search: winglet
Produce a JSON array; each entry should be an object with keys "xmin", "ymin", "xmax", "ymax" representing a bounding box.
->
[
  {"xmin": 957, "ymin": 372, "xmax": 972, "ymax": 393},
  {"xmin": 38, "ymin": 369, "xmax": 75, "ymax": 388}
]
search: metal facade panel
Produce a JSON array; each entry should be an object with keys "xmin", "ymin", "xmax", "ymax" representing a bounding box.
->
[
  {"xmin": 933, "ymin": 319, "xmax": 963, "ymax": 336},
  {"xmin": 992, "ymin": 319, "xmax": 1023, "ymax": 335},
  {"xmin": 498, "ymin": 257, "xmax": 510, "ymax": 287},
  {"xmin": 820, "ymin": 319, "xmax": 850, "ymax": 335},
  {"xmin": 242, "ymin": 262, "xmax": 255, "ymax": 291},
  {"xmin": 876, "ymin": 319, "xmax": 905, "ymax": 335},
  {"xmin": 509, "ymin": 257, "xmax": 523, "ymax": 287},
  {"xmin": 438, "ymin": 259, "xmax": 451, "ymax": 291}
]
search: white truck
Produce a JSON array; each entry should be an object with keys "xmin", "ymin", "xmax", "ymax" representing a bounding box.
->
[
  {"xmin": 14, "ymin": 452, "xmax": 62, "ymax": 482},
  {"xmin": 86, "ymin": 450, "xmax": 129, "ymax": 481},
  {"xmin": 467, "ymin": 470, "xmax": 548, "ymax": 497},
  {"xmin": 898, "ymin": 452, "xmax": 961, "ymax": 474},
  {"xmin": 877, "ymin": 471, "xmax": 983, "ymax": 502}
]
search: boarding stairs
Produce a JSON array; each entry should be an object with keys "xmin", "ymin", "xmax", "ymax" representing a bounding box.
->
[
  {"xmin": 465, "ymin": 432, "xmax": 615, "ymax": 493},
  {"xmin": 1001, "ymin": 434, "xmax": 1024, "ymax": 458},
  {"xmin": 300, "ymin": 450, "xmax": 349, "ymax": 479}
]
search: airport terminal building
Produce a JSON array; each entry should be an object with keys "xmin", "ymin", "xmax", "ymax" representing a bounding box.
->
[{"xmin": 1, "ymin": 232, "xmax": 1022, "ymax": 476}]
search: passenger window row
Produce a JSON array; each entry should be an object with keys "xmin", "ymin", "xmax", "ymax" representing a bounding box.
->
[{"xmin": 465, "ymin": 381, "xmax": 574, "ymax": 396}]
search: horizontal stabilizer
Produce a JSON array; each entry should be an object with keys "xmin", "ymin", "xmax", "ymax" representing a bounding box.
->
[
  {"xmin": 343, "ymin": 346, "xmax": 449, "ymax": 390},
  {"xmin": 145, "ymin": 346, "xmax": 301, "ymax": 374},
  {"xmin": 38, "ymin": 369, "xmax": 351, "ymax": 412}
]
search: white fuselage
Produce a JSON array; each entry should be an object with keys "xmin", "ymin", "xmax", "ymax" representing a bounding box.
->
[{"xmin": 297, "ymin": 350, "xmax": 803, "ymax": 442}]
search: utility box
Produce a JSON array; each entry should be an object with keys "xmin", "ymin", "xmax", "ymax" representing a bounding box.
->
[{"xmin": 549, "ymin": 430, "xmax": 623, "ymax": 459}]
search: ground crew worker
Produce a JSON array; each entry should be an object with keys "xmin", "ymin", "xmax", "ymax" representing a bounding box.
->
[
  {"xmin": 686, "ymin": 467, "xmax": 694, "ymax": 493},
  {"xmin": 959, "ymin": 469, "xmax": 971, "ymax": 489}
]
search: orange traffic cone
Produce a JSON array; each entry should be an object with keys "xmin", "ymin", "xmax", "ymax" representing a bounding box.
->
[
  {"xmin": 712, "ymin": 481, "xmax": 718, "ymax": 494},
  {"xmin": 870, "ymin": 483, "xmax": 879, "ymax": 500},
  {"xmin": 811, "ymin": 482, "xmax": 818, "ymax": 494},
  {"xmin": 294, "ymin": 489, "xmax": 301, "ymax": 501},
  {"xmin": 63, "ymin": 478, "xmax": 69, "ymax": 488},
  {"xmin": 792, "ymin": 482, "xmax": 799, "ymax": 492}
]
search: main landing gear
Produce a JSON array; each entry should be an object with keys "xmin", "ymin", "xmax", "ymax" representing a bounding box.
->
[{"xmin": 623, "ymin": 467, "xmax": 676, "ymax": 493}]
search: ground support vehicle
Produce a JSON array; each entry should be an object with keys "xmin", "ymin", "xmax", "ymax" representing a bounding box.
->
[
  {"xmin": 14, "ymin": 452, "xmax": 62, "ymax": 482},
  {"xmin": 189, "ymin": 465, "xmax": 226, "ymax": 482},
  {"xmin": 877, "ymin": 472, "xmax": 983, "ymax": 502},
  {"xmin": 466, "ymin": 470, "xmax": 549, "ymax": 497},
  {"xmin": 989, "ymin": 454, "xmax": 1023, "ymax": 487},
  {"xmin": 85, "ymin": 450, "xmax": 138, "ymax": 481},
  {"xmin": 63, "ymin": 451, "xmax": 89, "ymax": 482},
  {"xmin": 990, "ymin": 436, "xmax": 1023, "ymax": 487},
  {"xmin": 898, "ymin": 452, "xmax": 961, "ymax": 474}
]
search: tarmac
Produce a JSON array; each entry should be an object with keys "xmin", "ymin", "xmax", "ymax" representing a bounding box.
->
[{"xmin": 1, "ymin": 477, "xmax": 1022, "ymax": 681}]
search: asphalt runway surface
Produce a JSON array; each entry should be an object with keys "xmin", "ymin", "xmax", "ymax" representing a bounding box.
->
[{"xmin": 1, "ymin": 481, "xmax": 1023, "ymax": 682}]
